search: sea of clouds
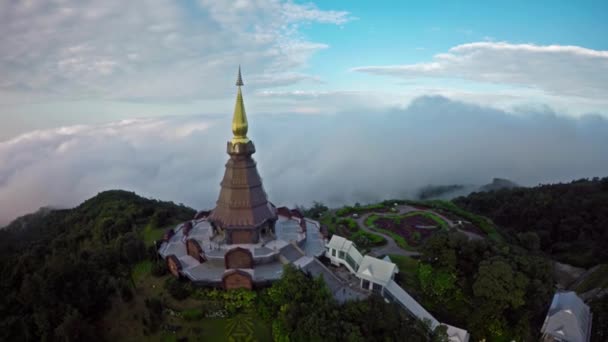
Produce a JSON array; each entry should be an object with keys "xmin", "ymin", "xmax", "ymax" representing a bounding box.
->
[{"xmin": 1, "ymin": 95, "xmax": 607, "ymax": 227}]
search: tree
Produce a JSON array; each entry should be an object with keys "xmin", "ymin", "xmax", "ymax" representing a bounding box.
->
[
  {"xmin": 517, "ymin": 231, "xmax": 540, "ymax": 251},
  {"xmin": 431, "ymin": 325, "xmax": 449, "ymax": 342},
  {"xmin": 417, "ymin": 263, "xmax": 459, "ymax": 306},
  {"xmin": 54, "ymin": 309, "xmax": 99, "ymax": 342},
  {"xmin": 473, "ymin": 259, "xmax": 528, "ymax": 311}
]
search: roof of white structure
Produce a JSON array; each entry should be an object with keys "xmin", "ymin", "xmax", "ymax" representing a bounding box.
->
[
  {"xmin": 385, "ymin": 279, "xmax": 439, "ymax": 328},
  {"xmin": 327, "ymin": 235, "xmax": 354, "ymax": 251},
  {"xmin": 356, "ymin": 255, "xmax": 397, "ymax": 286},
  {"xmin": 445, "ymin": 324, "xmax": 470, "ymax": 342},
  {"xmin": 541, "ymin": 291, "xmax": 592, "ymax": 342}
]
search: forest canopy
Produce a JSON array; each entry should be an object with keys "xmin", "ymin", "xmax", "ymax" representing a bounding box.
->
[
  {"xmin": 454, "ymin": 177, "xmax": 608, "ymax": 267},
  {"xmin": 0, "ymin": 190, "xmax": 195, "ymax": 341}
]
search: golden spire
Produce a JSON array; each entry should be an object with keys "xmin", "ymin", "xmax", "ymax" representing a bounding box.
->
[{"xmin": 231, "ymin": 65, "xmax": 249, "ymax": 144}]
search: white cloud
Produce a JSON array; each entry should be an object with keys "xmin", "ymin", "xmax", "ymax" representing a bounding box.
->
[
  {"xmin": 0, "ymin": 0, "xmax": 352, "ymax": 102},
  {"xmin": 352, "ymin": 42, "xmax": 608, "ymax": 101},
  {"xmin": 1, "ymin": 96, "xmax": 607, "ymax": 227}
]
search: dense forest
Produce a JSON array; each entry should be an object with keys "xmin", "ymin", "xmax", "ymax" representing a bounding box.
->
[
  {"xmin": 0, "ymin": 190, "xmax": 195, "ymax": 341},
  {"xmin": 415, "ymin": 231, "xmax": 554, "ymax": 340},
  {"xmin": 455, "ymin": 177, "xmax": 608, "ymax": 267}
]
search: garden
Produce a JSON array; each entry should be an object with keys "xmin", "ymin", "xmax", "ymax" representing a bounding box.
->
[
  {"xmin": 364, "ymin": 212, "xmax": 448, "ymax": 249},
  {"xmin": 319, "ymin": 215, "xmax": 387, "ymax": 252}
]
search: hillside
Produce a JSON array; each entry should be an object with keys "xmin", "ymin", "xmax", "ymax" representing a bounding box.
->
[
  {"xmin": 0, "ymin": 190, "xmax": 432, "ymax": 342},
  {"xmin": 454, "ymin": 177, "xmax": 608, "ymax": 268},
  {"xmin": 415, "ymin": 178, "xmax": 520, "ymax": 201},
  {"xmin": 0, "ymin": 190, "xmax": 195, "ymax": 341}
]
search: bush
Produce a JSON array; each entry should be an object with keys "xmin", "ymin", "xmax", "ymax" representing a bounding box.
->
[
  {"xmin": 145, "ymin": 297, "xmax": 163, "ymax": 331},
  {"xmin": 352, "ymin": 231, "xmax": 386, "ymax": 248},
  {"xmin": 192, "ymin": 288, "xmax": 256, "ymax": 316},
  {"xmin": 119, "ymin": 279, "xmax": 133, "ymax": 302},
  {"xmin": 164, "ymin": 277, "xmax": 192, "ymax": 300},
  {"xmin": 182, "ymin": 308, "xmax": 204, "ymax": 321},
  {"xmin": 338, "ymin": 218, "xmax": 359, "ymax": 232},
  {"xmin": 151, "ymin": 260, "xmax": 167, "ymax": 277}
]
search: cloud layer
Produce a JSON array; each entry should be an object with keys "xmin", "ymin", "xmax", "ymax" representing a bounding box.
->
[
  {"xmin": 2, "ymin": 96, "xmax": 607, "ymax": 227},
  {"xmin": 353, "ymin": 42, "xmax": 608, "ymax": 101},
  {"xmin": 0, "ymin": 0, "xmax": 351, "ymax": 101}
]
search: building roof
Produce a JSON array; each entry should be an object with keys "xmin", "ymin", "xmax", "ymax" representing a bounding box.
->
[
  {"xmin": 445, "ymin": 324, "xmax": 470, "ymax": 342},
  {"xmin": 280, "ymin": 243, "xmax": 304, "ymax": 263},
  {"xmin": 327, "ymin": 235, "xmax": 354, "ymax": 251},
  {"xmin": 385, "ymin": 279, "xmax": 439, "ymax": 328},
  {"xmin": 541, "ymin": 291, "xmax": 592, "ymax": 342},
  {"xmin": 356, "ymin": 255, "xmax": 397, "ymax": 286}
]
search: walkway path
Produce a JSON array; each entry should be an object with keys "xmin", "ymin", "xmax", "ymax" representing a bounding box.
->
[{"xmin": 353, "ymin": 204, "xmax": 484, "ymax": 257}]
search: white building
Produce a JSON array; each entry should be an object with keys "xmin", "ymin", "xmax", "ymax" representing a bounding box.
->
[
  {"xmin": 325, "ymin": 235, "xmax": 470, "ymax": 342},
  {"xmin": 541, "ymin": 291, "xmax": 592, "ymax": 342},
  {"xmin": 326, "ymin": 235, "xmax": 401, "ymax": 294}
]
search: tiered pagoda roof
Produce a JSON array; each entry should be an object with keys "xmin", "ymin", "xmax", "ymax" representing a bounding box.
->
[{"xmin": 208, "ymin": 67, "xmax": 277, "ymax": 232}]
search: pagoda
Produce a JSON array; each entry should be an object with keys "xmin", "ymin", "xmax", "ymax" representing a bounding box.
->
[
  {"xmin": 158, "ymin": 67, "xmax": 326, "ymax": 290},
  {"xmin": 207, "ymin": 66, "xmax": 278, "ymax": 244}
]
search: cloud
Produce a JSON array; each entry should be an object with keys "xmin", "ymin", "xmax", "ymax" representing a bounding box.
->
[
  {"xmin": 1, "ymin": 96, "xmax": 607, "ymax": 227},
  {"xmin": 0, "ymin": 0, "xmax": 352, "ymax": 102},
  {"xmin": 352, "ymin": 42, "xmax": 608, "ymax": 100}
]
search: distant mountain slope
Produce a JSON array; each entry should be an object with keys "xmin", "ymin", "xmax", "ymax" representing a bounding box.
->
[
  {"xmin": 0, "ymin": 190, "xmax": 195, "ymax": 341},
  {"xmin": 454, "ymin": 177, "xmax": 608, "ymax": 267},
  {"xmin": 478, "ymin": 178, "xmax": 520, "ymax": 192},
  {"xmin": 415, "ymin": 178, "xmax": 520, "ymax": 201}
]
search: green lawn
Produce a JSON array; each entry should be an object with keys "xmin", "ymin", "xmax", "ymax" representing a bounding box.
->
[
  {"xmin": 413, "ymin": 211, "xmax": 449, "ymax": 229},
  {"xmin": 389, "ymin": 254, "xmax": 420, "ymax": 291},
  {"xmin": 364, "ymin": 214, "xmax": 417, "ymax": 251},
  {"xmin": 132, "ymin": 260, "xmax": 153, "ymax": 283},
  {"xmin": 142, "ymin": 224, "xmax": 166, "ymax": 245}
]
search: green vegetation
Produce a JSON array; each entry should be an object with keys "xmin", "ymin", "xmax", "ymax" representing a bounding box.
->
[
  {"xmin": 299, "ymin": 201, "xmax": 329, "ymax": 219},
  {"xmin": 258, "ymin": 265, "xmax": 432, "ymax": 341},
  {"xmin": 351, "ymin": 229, "xmax": 386, "ymax": 245},
  {"xmin": 417, "ymin": 184, "xmax": 466, "ymax": 200},
  {"xmin": 590, "ymin": 295, "xmax": 608, "ymax": 342},
  {"xmin": 365, "ymin": 214, "xmax": 415, "ymax": 250},
  {"xmin": 406, "ymin": 199, "xmax": 503, "ymax": 241},
  {"xmin": 376, "ymin": 227, "xmax": 415, "ymax": 250},
  {"xmin": 132, "ymin": 260, "xmax": 153, "ymax": 283},
  {"xmin": 142, "ymin": 223, "xmax": 165, "ymax": 245},
  {"xmin": 574, "ymin": 264, "xmax": 608, "ymax": 293},
  {"xmin": 415, "ymin": 211, "xmax": 449, "ymax": 229},
  {"xmin": 365, "ymin": 213, "xmax": 380, "ymax": 227},
  {"xmin": 0, "ymin": 190, "xmax": 195, "ymax": 341},
  {"xmin": 321, "ymin": 212, "xmax": 386, "ymax": 251},
  {"xmin": 335, "ymin": 203, "xmax": 388, "ymax": 217},
  {"xmin": 182, "ymin": 308, "xmax": 204, "ymax": 321},
  {"xmin": 409, "ymin": 231, "xmax": 554, "ymax": 341},
  {"xmin": 454, "ymin": 177, "xmax": 608, "ymax": 266},
  {"xmin": 389, "ymin": 254, "xmax": 419, "ymax": 289}
]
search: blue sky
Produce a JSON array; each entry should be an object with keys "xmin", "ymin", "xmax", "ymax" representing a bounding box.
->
[{"xmin": 301, "ymin": 0, "xmax": 608, "ymax": 90}]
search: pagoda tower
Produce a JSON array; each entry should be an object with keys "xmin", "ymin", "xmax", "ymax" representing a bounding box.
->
[{"xmin": 208, "ymin": 67, "xmax": 277, "ymax": 244}]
